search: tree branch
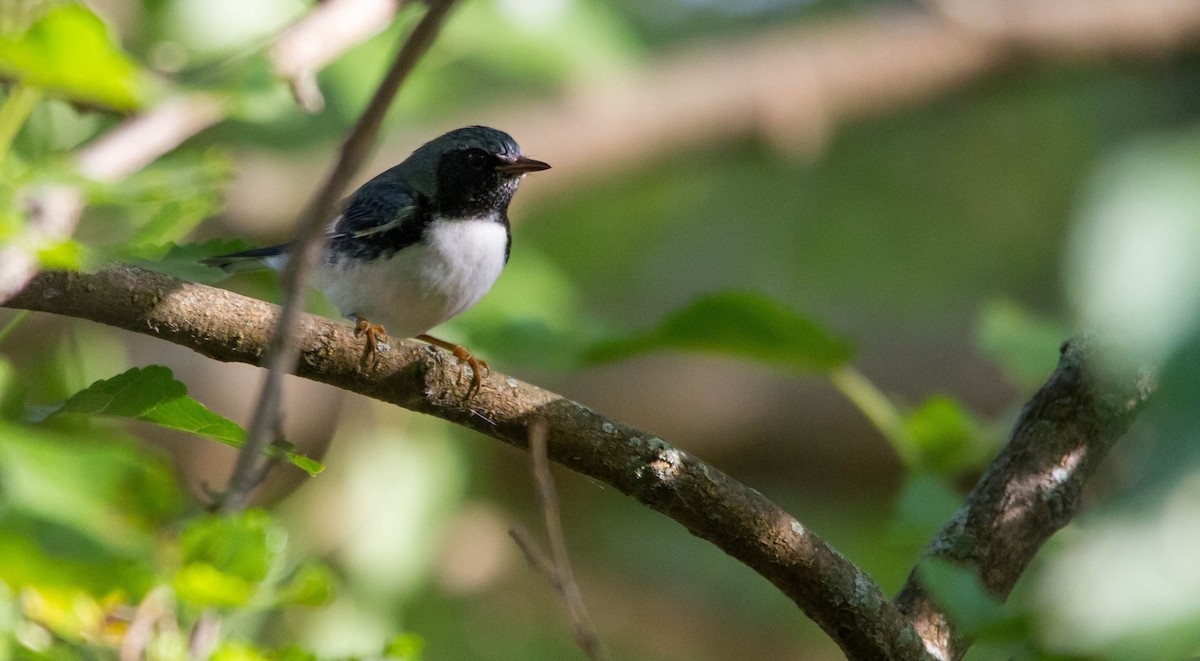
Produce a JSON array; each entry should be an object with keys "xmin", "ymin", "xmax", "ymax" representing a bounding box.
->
[
  {"xmin": 4, "ymin": 268, "xmax": 1158, "ymax": 658},
  {"xmin": 3, "ymin": 265, "xmax": 932, "ymax": 660},
  {"xmin": 894, "ymin": 337, "xmax": 1156, "ymax": 659}
]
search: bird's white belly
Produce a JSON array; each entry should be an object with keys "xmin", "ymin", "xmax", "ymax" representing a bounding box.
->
[{"xmin": 314, "ymin": 218, "xmax": 508, "ymax": 338}]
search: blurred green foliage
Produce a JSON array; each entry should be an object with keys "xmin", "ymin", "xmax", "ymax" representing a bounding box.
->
[
  {"xmin": 0, "ymin": 3, "xmax": 150, "ymax": 110},
  {"xmin": 2, "ymin": 0, "xmax": 1200, "ymax": 659},
  {"xmin": 587, "ymin": 290, "xmax": 854, "ymax": 371},
  {"xmin": 48, "ymin": 365, "xmax": 322, "ymax": 475}
]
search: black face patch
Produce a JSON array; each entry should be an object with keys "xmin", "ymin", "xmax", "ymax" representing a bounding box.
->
[{"xmin": 434, "ymin": 148, "xmax": 520, "ymax": 219}]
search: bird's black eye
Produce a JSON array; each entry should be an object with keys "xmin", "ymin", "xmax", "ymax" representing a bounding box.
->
[{"xmin": 465, "ymin": 149, "xmax": 488, "ymax": 170}]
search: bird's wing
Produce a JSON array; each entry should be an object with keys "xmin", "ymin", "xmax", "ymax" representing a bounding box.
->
[
  {"xmin": 329, "ymin": 183, "xmax": 418, "ymax": 240},
  {"xmin": 200, "ymin": 244, "xmax": 290, "ymax": 272}
]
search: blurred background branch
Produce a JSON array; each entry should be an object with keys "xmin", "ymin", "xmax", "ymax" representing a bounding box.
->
[
  {"xmin": 270, "ymin": 0, "xmax": 406, "ymax": 111},
  {"xmin": 227, "ymin": 0, "xmax": 1200, "ymax": 222}
]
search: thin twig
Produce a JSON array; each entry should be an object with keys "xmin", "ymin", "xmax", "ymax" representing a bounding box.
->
[
  {"xmin": 221, "ymin": 0, "xmax": 459, "ymax": 512},
  {"xmin": 118, "ymin": 586, "xmax": 171, "ymax": 661},
  {"xmin": 509, "ymin": 524, "xmax": 557, "ymax": 579},
  {"xmin": 187, "ymin": 610, "xmax": 221, "ymax": 661},
  {"xmin": 513, "ymin": 420, "xmax": 607, "ymax": 661}
]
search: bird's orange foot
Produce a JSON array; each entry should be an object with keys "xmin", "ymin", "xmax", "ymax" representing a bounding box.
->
[
  {"xmin": 417, "ymin": 334, "xmax": 489, "ymax": 397},
  {"xmin": 354, "ymin": 317, "xmax": 388, "ymax": 365}
]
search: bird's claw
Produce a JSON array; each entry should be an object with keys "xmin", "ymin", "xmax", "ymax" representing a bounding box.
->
[
  {"xmin": 454, "ymin": 348, "xmax": 488, "ymax": 397},
  {"xmin": 417, "ymin": 334, "xmax": 488, "ymax": 398},
  {"xmin": 354, "ymin": 317, "xmax": 389, "ymax": 366}
]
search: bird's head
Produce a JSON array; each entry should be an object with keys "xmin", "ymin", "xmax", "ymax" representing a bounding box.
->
[{"xmin": 405, "ymin": 126, "xmax": 550, "ymax": 218}]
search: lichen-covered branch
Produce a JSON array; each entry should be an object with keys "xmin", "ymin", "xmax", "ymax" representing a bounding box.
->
[
  {"xmin": 3, "ymin": 266, "xmax": 932, "ymax": 659},
  {"xmin": 894, "ymin": 337, "xmax": 1156, "ymax": 659}
]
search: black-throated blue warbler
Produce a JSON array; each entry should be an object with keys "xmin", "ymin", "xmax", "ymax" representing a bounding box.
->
[{"xmin": 203, "ymin": 126, "xmax": 550, "ymax": 392}]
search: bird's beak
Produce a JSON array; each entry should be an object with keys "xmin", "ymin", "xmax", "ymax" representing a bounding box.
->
[{"xmin": 497, "ymin": 156, "xmax": 551, "ymax": 174}]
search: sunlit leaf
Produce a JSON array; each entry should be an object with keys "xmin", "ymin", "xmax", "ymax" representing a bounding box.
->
[
  {"xmin": 0, "ymin": 3, "xmax": 148, "ymax": 109},
  {"xmin": 586, "ymin": 290, "xmax": 852, "ymax": 372},
  {"xmin": 174, "ymin": 563, "xmax": 257, "ymax": 608},
  {"xmin": 903, "ymin": 395, "xmax": 989, "ymax": 475},
  {"xmin": 20, "ymin": 586, "xmax": 127, "ymax": 644},
  {"xmin": 49, "ymin": 365, "xmax": 323, "ymax": 475},
  {"xmin": 384, "ymin": 633, "xmax": 426, "ymax": 661},
  {"xmin": 176, "ymin": 510, "xmax": 282, "ymax": 608},
  {"xmin": 35, "ymin": 238, "xmax": 86, "ymax": 270},
  {"xmin": 275, "ymin": 563, "xmax": 335, "ymax": 607},
  {"xmin": 210, "ymin": 641, "xmax": 271, "ymax": 661}
]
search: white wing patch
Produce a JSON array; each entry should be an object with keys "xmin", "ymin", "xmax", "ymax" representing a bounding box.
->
[{"xmin": 347, "ymin": 203, "xmax": 416, "ymax": 238}]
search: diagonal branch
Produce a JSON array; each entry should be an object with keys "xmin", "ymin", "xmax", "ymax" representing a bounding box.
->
[
  {"xmin": 224, "ymin": 0, "xmax": 459, "ymax": 512},
  {"xmin": 4, "ymin": 266, "xmax": 933, "ymax": 660},
  {"xmin": 5, "ymin": 269, "xmax": 1156, "ymax": 658},
  {"xmin": 894, "ymin": 337, "xmax": 1156, "ymax": 659}
]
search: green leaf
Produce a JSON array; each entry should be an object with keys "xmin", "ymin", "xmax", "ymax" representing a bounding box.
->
[
  {"xmin": 0, "ymin": 355, "xmax": 21, "ymax": 420},
  {"xmin": 125, "ymin": 238, "xmax": 255, "ymax": 284},
  {"xmin": 35, "ymin": 238, "xmax": 86, "ymax": 270},
  {"xmin": 78, "ymin": 150, "xmax": 231, "ymax": 254},
  {"xmin": 890, "ymin": 471, "xmax": 963, "ymax": 547},
  {"xmin": 274, "ymin": 647, "xmax": 319, "ymax": 661},
  {"xmin": 383, "ymin": 633, "xmax": 426, "ymax": 661},
  {"xmin": 174, "ymin": 562, "xmax": 257, "ymax": 608},
  {"xmin": 903, "ymin": 395, "xmax": 988, "ymax": 475},
  {"xmin": 176, "ymin": 510, "xmax": 282, "ymax": 608},
  {"xmin": 210, "ymin": 642, "xmax": 271, "ymax": 661},
  {"xmin": 49, "ymin": 365, "xmax": 323, "ymax": 475},
  {"xmin": 0, "ymin": 3, "xmax": 148, "ymax": 110},
  {"xmin": 0, "ymin": 421, "xmax": 182, "ymax": 562},
  {"xmin": 586, "ymin": 290, "xmax": 853, "ymax": 372},
  {"xmin": 275, "ymin": 563, "xmax": 335, "ymax": 607},
  {"xmin": 977, "ymin": 299, "xmax": 1066, "ymax": 389}
]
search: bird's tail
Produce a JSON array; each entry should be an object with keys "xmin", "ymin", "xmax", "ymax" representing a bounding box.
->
[{"xmin": 200, "ymin": 244, "xmax": 291, "ymax": 273}]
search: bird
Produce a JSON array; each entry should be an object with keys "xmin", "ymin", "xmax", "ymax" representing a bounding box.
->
[{"xmin": 202, "ymin": 126, "xmax": 550, "ymax": 394}]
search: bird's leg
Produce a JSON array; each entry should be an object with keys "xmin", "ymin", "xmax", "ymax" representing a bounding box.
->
[
  {"xmin": 353, "ymin": 316, "xmax": 388, "ymax": 365},
  {"xmin": 417, "ymin": 334, "xmax": 489, "ymax": 396}
]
